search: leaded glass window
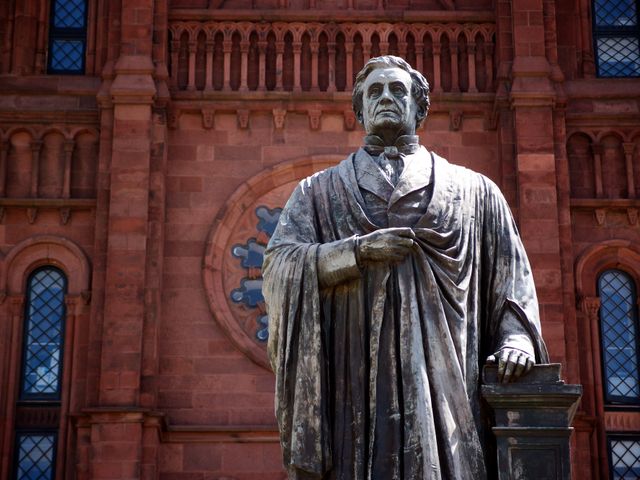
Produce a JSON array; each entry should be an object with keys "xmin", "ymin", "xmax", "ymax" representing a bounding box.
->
[
  {"xmin": 598, "ymin": 269, "xmax": 640, "ymax": 404},
  {"xmin": 20, "ymin": 268, "xmax": 67, "ymax": 400},
  {"xmin": 47, "ymin": 0, "xmax": 87, "ymax": 74},
  {"xmin": 593, "ymin": 0, "xmax": 640, "ymax": 76},
  {"xmin": 14, "ymin": 432, "xmax": 57, "ymax": 480},
  {"xmin": 609, "ymin": 436, "xmax": 640, "ymax": 479}
]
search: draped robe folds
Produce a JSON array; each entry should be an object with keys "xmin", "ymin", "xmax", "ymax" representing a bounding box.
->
[{"xmin": 262, "ymin": 147, "xmax": 549, "ymax": 480}]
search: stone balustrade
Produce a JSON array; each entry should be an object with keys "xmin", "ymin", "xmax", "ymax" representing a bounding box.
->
[{"xmin": 168, "ymin": 20, "xmax": 495, "ymax": 94}]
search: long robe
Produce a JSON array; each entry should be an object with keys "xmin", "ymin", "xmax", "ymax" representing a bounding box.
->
[{"xmin": 262, "ymin": 147, "xmax": 549, "ymax": 480}]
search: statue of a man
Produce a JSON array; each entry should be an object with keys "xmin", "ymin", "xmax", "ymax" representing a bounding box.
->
[{"xmin": 262, "ymin": 56, "xmax": 549, "ymax": 480}]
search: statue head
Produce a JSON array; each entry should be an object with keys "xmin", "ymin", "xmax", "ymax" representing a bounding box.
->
[{"xmin": 352, "ymin": 55, "xmax": 430, "ymax": 140}]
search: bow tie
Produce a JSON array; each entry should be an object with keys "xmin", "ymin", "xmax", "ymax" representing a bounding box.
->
[{"xmin": 363, "ymin": 135, "xmax": 420, "ymax": 159}]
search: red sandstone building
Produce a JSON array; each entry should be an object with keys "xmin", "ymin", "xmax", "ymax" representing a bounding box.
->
[{"xmin": 0, "ymin": 0, "xmax": 639, "ymax": 479}]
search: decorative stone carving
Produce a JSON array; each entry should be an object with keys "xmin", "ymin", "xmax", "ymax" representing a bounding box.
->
[
  {"xmin": 201, "ymin": 108, "xmax": 215, "ymax": 129},
  {"xmin": 26, "ymin": 207, "xmax": 37, "ymax": 224},
  {"xmin": 59, "ymin": 207, "xmax": 71, "ymax": 225},
  {"xmin": 308, "ymin": 109, "xmax": 321, "ymax": 131},
  {"xmin": 272, "ymin": 108, "xmax": 286, "ymax": 130},
  {"xmin": 450, "ymin": 109, "xmax": 463, "ymax": 131},
  {"xmin": 168, "ymin": 106, "xmax": 180, "ymax": 129},
  {"xmin": 343, "ymin": 110, "xmax": 357, "ymax": 131},
  {"xmin": 202, "ymin": 155, "xmax": 341, "ymax": 369},
  {"xmin": 237, "ymin": 109, "xmax": 250, "ymax": 129}
]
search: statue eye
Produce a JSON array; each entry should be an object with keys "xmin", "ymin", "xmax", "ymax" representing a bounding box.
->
[{"xmin": 368, "ymin": 85, "xmax": 381, "ymax": 97}]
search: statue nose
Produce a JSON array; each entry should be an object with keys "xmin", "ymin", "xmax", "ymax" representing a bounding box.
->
[{"xmin": 380, "ymin": 87, "xmax": 393, "ymax": 102}]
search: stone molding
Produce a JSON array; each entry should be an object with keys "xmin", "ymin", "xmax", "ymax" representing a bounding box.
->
[{"xmin": 1, "ymin": 234, "xmax": 91, "ymax": 297}]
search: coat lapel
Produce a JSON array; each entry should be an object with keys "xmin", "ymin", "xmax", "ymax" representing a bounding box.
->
[
  {"xmin": 353, "ymin": 148, "xmax": 394, "ymax": 203},
  {"xmin": 389, "ymin": 147, "xmax": 433, "ymax": 207}
]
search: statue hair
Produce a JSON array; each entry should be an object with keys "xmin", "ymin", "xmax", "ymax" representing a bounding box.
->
[{"xmin": 352, "ymin": 55, "xmax": 431, "ymax": 128}]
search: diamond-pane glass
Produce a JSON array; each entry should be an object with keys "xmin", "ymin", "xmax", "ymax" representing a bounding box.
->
[
  {"xmin": 50, "ymin": 40, "xmax": 83, "ymax": 72},
  {"xmin": 53, "ymin": 0, "xmax": 86, "ymax": 29},
  {"xmin": 595, "ymin": 0, "xmax": 638, "ymax": 26},
  {"xmin": 21, "ymin": 269, "xmax": 66, "ymax": 398},
  {"xmin": 598, "ymin": 270, "xmax": 640, "ymax": 403},
  {"xmin": 15, "ymin": 434, "xmax": 55, "ymax": 480},
  {"xmin": 597, "ymin": 37, "xmax": 640, "ymax": 76},
  {"xmin": 609, "ymin": 437, "xmax": 640, "ymax": 479}
]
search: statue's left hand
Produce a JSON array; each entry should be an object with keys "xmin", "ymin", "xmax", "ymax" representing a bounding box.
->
[{"xmin": 486, "ymin": 348, "xmax": 534, "ymax": 383}]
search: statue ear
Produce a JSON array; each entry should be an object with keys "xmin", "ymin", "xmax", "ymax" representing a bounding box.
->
[{"xmin": 356, "ymin": 111, "xmax": 364, "ymax": 123}]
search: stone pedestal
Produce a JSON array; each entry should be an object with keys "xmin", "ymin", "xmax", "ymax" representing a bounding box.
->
[{"xmin": 481, "ymin": 364, "xmax": 582, "ymax": 480}]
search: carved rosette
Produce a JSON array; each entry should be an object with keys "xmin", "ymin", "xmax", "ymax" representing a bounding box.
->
[{"xmin": 202, "ymin": 156, "xmax": 341, "ymax": 368}]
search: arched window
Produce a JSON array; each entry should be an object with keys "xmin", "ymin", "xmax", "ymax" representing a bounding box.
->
[
  {"xmin": 14, "ymin": 267, "xmax": 67, "ymax": 479},
  {"xmin": 598, "ymin": 269, "xmax": 640, "ymax": 405},
  {"xmin": 47, "ymin": 0, "xmax": 88, "ymax": 74}
]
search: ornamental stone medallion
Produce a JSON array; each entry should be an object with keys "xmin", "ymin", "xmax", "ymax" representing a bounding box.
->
[{"xmin": 202, "ymin": 156, "xmax": 341, "ymax": 369}]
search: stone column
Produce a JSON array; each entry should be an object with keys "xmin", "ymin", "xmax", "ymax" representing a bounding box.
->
[
  {"xmin": 580, "ymin": 296, "xmax": 608, "ymax": 479},
  {"xmin": 293, "ymin": 40, "xmax": 302, "ymax": 92},
  {"xmin": 62, "ymin": 140, "xmax": 74, "ymax": 199},
  {"xmin": 623, "ymin": 142, "xmax": 636, "ymax": 198},
  {"xmin": 30, "ymin": 140, "xmax": 42, "ymax": 198},
  {"xmin": 240, "ymin": 40, "xmax": 249, "ymax": 92},
  {"xmin": 327, "ymin": 41, "xmax": 336, "ymax": 92},
  {"xmin": 170, "ymin": 40, "xmax": 180, "ymax": 89},
  {"xmin": 90, "ymin": 6, "xmax": 158, "ymax": 468},
  {"xmin": 205, "ymin": 40, "xmax": 214, "ymax": 91},
  {"xmin": 468, "ymin": 43, "xmax": 478, "ymax": 93},
  {"xmin": 510, "ymin": 0, "xmax": 566, "ymax": 369},
  {"xmin": 0, "ymin": 296, "xmax": 25, "ymax": 478},
  {"xmin": 485, "ymin": 42, "xmax": 494, "ymax": 91},
  {"xmin": 450, "ymin": 41, "xmax": 460, "ymax": 92},
  {"xmin": 432, "ymin": 42, "xmax": 442, "ymax": 93},
  {"xmin": 592, "ymin": 143, "xmax": 603, "ymax": 198},
  {"xmin": 415, "ymin": 43, "xmax": 424, "ymax": 75},
  {"xmin": 187, "ymin": 41, "xmax": 196, "ymax": 91},
  {"xmin": 345, "ymin": 41, "xmax": 354, "ymax": 90},
  {"xmin": 276, "ymin": 41, "xmax": 284, "ymax": 91},
  {"xmin": 311, "ymin": 40, "xmax": 319, "ymax": 92},
  {"xmin": 223, "ymin": 39, "xmax": 232, "ymax": 91},
  {"xmin": 258, "ymin": 40, "xmax": 267, "ymax": 91},
  {"xmin": 0, "ymin": 140, "xmax": 8, "ymax": 197},
  {"xmin": 482, "ymin": 364, "xmax": 582, "ymax": 480}
]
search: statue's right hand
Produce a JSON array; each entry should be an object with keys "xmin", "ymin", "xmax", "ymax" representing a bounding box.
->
[{"xmin": 358, "ymin": 227, "xmax": 416, "ymax": 263}]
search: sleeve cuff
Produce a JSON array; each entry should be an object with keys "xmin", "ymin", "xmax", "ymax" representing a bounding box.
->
[{"xmin": 317, "ymin": 236, "xmax": 362, "ymax": 288}]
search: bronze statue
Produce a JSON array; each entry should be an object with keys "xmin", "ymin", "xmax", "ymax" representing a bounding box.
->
[{"xmin": 262, "ymin": 56, "xmax": 549, "ymax": 480}]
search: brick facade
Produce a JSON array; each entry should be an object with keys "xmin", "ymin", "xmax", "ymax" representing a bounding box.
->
[{"xmin": 0, "ymin": 0, "xmax": 639, "ymax": 479}]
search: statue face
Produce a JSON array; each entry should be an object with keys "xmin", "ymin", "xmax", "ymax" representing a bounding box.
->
[{"xmin": 361, "ymin": 67, "xmax": 418, "ymax": 138}]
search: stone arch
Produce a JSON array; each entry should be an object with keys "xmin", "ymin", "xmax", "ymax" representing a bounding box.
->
[
  {"xmin": 576, "ymin": 240, "xmax": 640, "ymax": 297},
  {"xmin": 38, "ymin": 126, "xmax": 70, "ymax": 142},
  {"xmin": 2, "ymin": 235, "xmax": 91, "ymax": 296}
]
